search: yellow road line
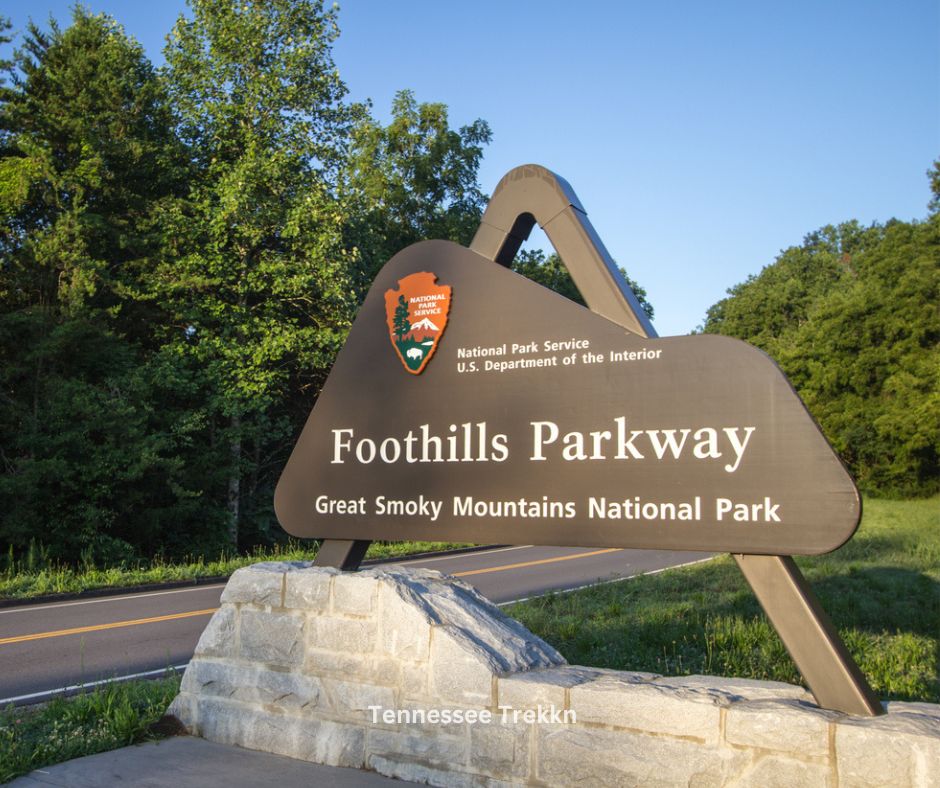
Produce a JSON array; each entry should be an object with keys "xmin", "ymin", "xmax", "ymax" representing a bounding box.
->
[
  {"xmin": 4, "ymin": 548, "xmax": 624, "ymax": 644},
  {"xmin": 0, "ymin": 608, "xmax": 218, "ymax": 646},
  {"xmin": 453, "ymin": 548, "xmax": 622, "ymax": 577}
]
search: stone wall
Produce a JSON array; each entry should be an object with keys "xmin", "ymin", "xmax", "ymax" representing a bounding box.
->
[{"xmin": 168, "ymin": 563, "xmax": 940, "ymax": 787}]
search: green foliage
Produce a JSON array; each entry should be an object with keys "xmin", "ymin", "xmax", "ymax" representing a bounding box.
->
[
  {"xmin": 0, "ymin": 312, "xmax": 229, "ymax": 563},
  {"xmin": 0, "ymin": 3, "xmax": 496, "ymax": 567},
  {"xmin": 510, "ymin": 496, "xmax": 939, "ymax": 702},
  {"xmin": 0, "ymin": 9, "xmax": 226, "ymax": 564},
  {"xmin": 158, "ymin": 0, "xmax": 364, "ymax": 546},
  {"xmin": 0, "ymin": 9, "xmax": 182, "ymax": 325},
  {"xmin": 511, "ymin": 249, "xmax": 655, "ymax": 320},
  {"xmin": 702, "ymin": 197, "xmax": 939, "ymax": 496},
  {"xmin": 0, "ymin": 674, "xmax": 181, "ymax": 783},
  {"xmin": 928, "ymin": 159, "xmax": 940, "ymax": 216},
  {"xmin": 344, "ymin": 89, "xmax": 491, "ymax": 289}
]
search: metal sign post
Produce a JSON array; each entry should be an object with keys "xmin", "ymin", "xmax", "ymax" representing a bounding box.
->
[{"xmin": 290, "ymin": 165, "xmax": 882, "ymax": 716}]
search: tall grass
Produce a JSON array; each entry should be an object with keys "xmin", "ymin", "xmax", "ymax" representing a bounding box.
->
[
  {"xmin": 0, "ymin": 674, "xmax": 182, "ymax": 783},
  {"xmin": 0, "ymin": 540, "xmax": 474, "ymax": 601}
]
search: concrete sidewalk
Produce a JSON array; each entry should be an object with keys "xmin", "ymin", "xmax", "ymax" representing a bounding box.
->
[{"xmin": 8, "ymin": 736, "xmax": 409, "ymax": 787}]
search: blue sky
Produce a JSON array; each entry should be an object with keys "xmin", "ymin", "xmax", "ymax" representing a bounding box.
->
[{"xmin": 3, "ymin": 1, "xmax": 937, "ymax": 336}]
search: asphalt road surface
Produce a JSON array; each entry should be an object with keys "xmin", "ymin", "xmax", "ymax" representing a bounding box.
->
[{"xmin": 1, "ymin": 545, "xmax": 709, "ymax": 705}]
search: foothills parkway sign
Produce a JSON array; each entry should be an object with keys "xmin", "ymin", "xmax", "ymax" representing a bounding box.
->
[
  {"xmin": 274, "ymin": 164, "xmax": 882, "ymax": 718},
  {"xmin": 275, "ymin": 241, "xmax": 859, "ymax": 558}
]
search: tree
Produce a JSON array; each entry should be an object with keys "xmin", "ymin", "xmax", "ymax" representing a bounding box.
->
[
  {"xmin": 928, "ymin": 159, "xmax": 940, "ymax": 216},
  {"xmin": 511, "ymin": 249, "xmax": 655, "ymax": 321},
  {"xmin": 0, "ymin": 9, "xmax": 183, "ymax": 330},
  {"xmin": 0, "ymin": 10, "xmax": 220, "ymax": 563},
  {"xmin": 160, "ymin": 0, "xmax": 360, "ymax": 546},
  {"xmin": 701, "ymin": 222, "xmax": 881, "ymax": 359},
  {"xmin": 393, "ymin": 295, "xmax": 411, "ymax": 341},
  {"xmin": 775, "ymin": 218, "xmax": 939, "ymax": 496},
  {"xmin": 344, "ymin": 90, "xmax": 491, "ymax": 291},
  {"xmin": 702, "ymin": 175, "xmax": 939, "ymax": 497}
]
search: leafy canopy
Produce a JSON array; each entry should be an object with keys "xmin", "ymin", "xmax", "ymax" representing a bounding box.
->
[{"xmin": 702, "ymin": 173, "xmax": 939, "ymax": 497}]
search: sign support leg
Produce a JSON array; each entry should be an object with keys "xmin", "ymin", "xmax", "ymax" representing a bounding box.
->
[
  {"xmin": 471, "ymin": 164, "xmax": 883, "ymax": 716},
  {"xmin": 314, "ymin": 539, "xmax": 370, "ymax": 570},
  {"xmin": 734, "ymin": 554, "xmax": 882, "ymax": 715}
]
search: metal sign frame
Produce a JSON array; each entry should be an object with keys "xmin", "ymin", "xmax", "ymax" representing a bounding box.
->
[{"xmin": 313, "ymin": 164, "xmax": 882, "ymax": 717}]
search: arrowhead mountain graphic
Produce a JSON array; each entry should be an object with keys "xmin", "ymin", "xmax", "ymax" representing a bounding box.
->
[{"xmin": 411, "ymin": 317, "xmax": 439, "ymax": 332}]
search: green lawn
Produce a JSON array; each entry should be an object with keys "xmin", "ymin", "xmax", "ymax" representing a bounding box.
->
[{"xmin": 508, "ymin": 497, "xmax": 939, "ymax": 703}]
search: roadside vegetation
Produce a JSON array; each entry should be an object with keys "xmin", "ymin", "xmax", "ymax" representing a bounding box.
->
[
  {"xmin": 0, "ymin": 541, "xmax": 474, "ymax": 601},
  {"xmin": 509, "ymin": 497, "xmax": 940, "ymax": 703},
  {"xmin": 0, "ymin": 674, "xmax": 181, "ymax": 783}
]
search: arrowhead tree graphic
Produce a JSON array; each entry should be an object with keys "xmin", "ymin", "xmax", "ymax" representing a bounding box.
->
[{"xmin": 384, "ymin": 271, "xmax": 452, "ymax": 374}]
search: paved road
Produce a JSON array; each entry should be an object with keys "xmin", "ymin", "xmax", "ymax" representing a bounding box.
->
[{"xmin": 0, "ymin": 545, "xmax": 709, "ymax": 705}]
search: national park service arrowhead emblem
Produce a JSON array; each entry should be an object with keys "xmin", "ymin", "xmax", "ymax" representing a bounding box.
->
[{"xmin": 384, "ymin": 272, "xmax": 451, "ymax": 374}]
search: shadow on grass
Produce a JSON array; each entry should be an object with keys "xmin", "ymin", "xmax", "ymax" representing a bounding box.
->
[
  {"xmin": 811, "ymin": 567, "xmax": 939, "ymax": 637},
  {"xmin": 510, "ymin": 561, "xmax": 939, "ymax": 703}
]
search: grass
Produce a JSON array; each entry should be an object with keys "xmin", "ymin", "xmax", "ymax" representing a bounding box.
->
[
  {"xmin": 0, "ymin": 673, "xmax": 182, "ymax": 783},
  {"xmin": 0, "ymin": 540, "xmax": 474, "ymax": 601},
  {"xmin": 507, "ymin": 496, "xmax": 939, "ymax": 703}
]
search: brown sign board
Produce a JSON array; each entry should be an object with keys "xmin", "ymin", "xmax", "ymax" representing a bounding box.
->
[{"xmin": 275, "ymin": 239, "xmax": 860, "ymax": 556}]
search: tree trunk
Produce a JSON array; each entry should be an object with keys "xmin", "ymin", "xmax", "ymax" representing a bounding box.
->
[{"xmin": 228, "ymin": 411, "xmax": 241, "ymax": 547}]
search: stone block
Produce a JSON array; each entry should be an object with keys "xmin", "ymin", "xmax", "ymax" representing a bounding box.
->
[
  {"xmin": 283, "ymin": 567, "xmax": 334, "ymax": 611},
  {"xmin": 306, "ymin": 647, "xmax": 367, "ymax": 676},
  {"xmin": 401, "ymin": 661, "xmax": 428, "ymax": 698},
  {"xmin": 178, "ymin": 659, "xmax": 321, "ymax": 712},
  {"xmin": 654, "ymin": 674, "xmax": 813, "ymax": 703},
  {"xmin": 368, "ymin": 757, "xmax": 477, "ymax": 788},
  {"xmin": 320, "ymin": 677, "xmax": 396, "ymax": 721},
  {"xmin": 239, "ymin": 610, "xmax": 304, "ymax": 666},
  {"xmin": 730, "ymin": 754, "xmax": 832, "ymax": 788},
  {"xmin": 569, "ymin": 673, "xmax": 726, "ymax": 743},
  {"xmin": 192, "ymin": 605, "xmax": 237, "ymax": 658},
  {"xmin": 886, "ymin": 700, "xmax": 940, "ymax": 718},
  {"xmin": 220, "ymin": 564, "xmax": 286, "ymax": 607},
  {"xmin": 165, "ymin": 692, "xmax": 196, "ymax": 729},
  {"xmin": 367, "ymin": 728, "xmax": 468, "ymax": 768},
  {"xmin": 378, "ymin": 583, "xmax": 433, "ymax": 661},
  {"xmin": 835, "ymin": 707, "xmax": 940, "ymax": 788},
  {"xmin": 430, "ymin": 625, "xmax": 496, "ymax": 706},
  {"xmin": 389, "ymin": 700, "xmax": 491, "ymax": 737},
  {"xmin": 536, "ymin": 726, "xmax": 748, "ymax": 787},
  {"xmin": 470, "ymin": 722, "xmax": 531, "ymax": 780},
  {"xmin": 725, "ymin": 698, "xmax": 840, "ymax": 757},
  {"xmin": 372, "ymin": 567, "xmax": 565, "ymax": 673},
  {"xmin": 304, "ymin": 648, "xmax": 401, "ymax": 687},
  {"xmin": 366, "ymin": 656, "xmax": 404, "ymax": 686},
  {"xmin": 498, "ymin": 666, "xmax": 613, "ymax": 711},
  {"xmin": 193, "ymin": 696, "xmax": 364, "ymax": 768},
  {"xmin": 333, "ymin": 572, "xmax": 377, "ymax": 615},
  {"xmin": 291, "ymin": 718, "xmax": 367, "ymax": 770},
  {"xmin": 308, "ymin": 614, "xmax": 377, "ymax": 654}
]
